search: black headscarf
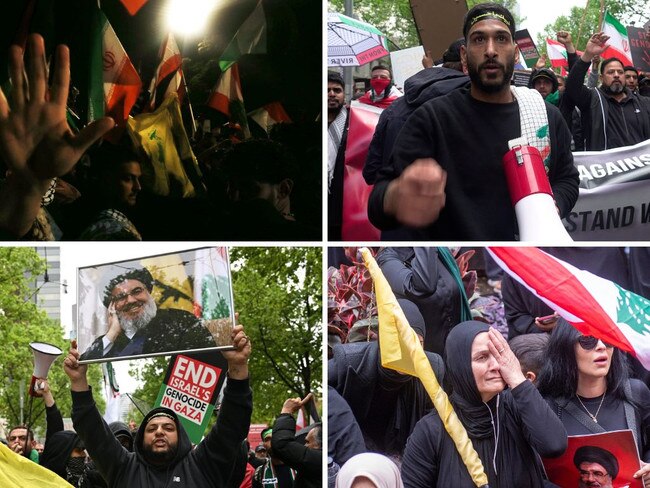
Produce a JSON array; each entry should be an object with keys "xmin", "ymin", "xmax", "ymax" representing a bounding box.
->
[{"xmin": 444, "ymin": 320, "xmax": 501, "ymax": 439}]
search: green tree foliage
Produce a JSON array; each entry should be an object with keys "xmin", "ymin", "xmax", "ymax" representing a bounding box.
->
[
  {"xmin": 536, "ymin": 0, "xmax": 648, "ymax": 54},
  {"xmin": 131, "ymin": 247, "xmax": 322, "ymax": 427},
  {"xmin": 328, "ymin": 0, "xmax": 523, "ymax": 50},
  {"xmin": 0, "ymin": 248, "xmax": 104, "ymax": 439}
]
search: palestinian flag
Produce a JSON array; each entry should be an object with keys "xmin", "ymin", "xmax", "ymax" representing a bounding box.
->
[
  {"xmin": 601, "ymin": 11, "xmax": 634, "ymax": 67},
  {"xmin": 219, "ymin": 0, "xmax": 266, "ymax": 71},
  {"xmin": 89, "ymin": 8, "xmax": 142, "ymax": 137},
  {"xmin": 488, "ymin": 247, "xmax": 650, "ymax": 369},
  {"xmin": 546, "ymin": 38, "xmax": 568, "ymax": 68},
  {"xmin": 207, "ymin": 63, "xmax": 250, "ymax": 138},
  {"xmin": 248, "ymin": 102, "xmax": 291, "ymax": 133},
  {"xmin": 148, "ymin": 32, "xmax": 185, "ymax": 111},
  {"xmin": 119, "ymin": 0, "xmax": 149, "ymax": 16}
]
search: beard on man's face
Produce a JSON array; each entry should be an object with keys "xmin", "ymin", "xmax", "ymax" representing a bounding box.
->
[
  {"xmin": 603, "ymin": 80, "xmax": 624, "ymax": 94},
  {"xmin": 142, "ymin": 440, "xmax": 177, "ymax": 465},
  {"xmin": 467, "ymin": 56, "xmax": 515, "ymax": 94},
  {"xmin": 117, "ymin": 295, "xmax": 157, "ymax": 333}
]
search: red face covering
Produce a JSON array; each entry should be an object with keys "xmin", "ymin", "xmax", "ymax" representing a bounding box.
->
[{"xmin": 370, "ymin": 78, "xmax": 391, "ymax": 95}]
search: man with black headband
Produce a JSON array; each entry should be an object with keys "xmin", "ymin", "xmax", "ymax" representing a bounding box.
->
[
  {"xmin": 564, "ymin": 32, "xmax": 650, "ymax": 150},
  {"xmin": 64, "ymin": 325, "xmax": 252, "ymax": 487},
  {"xmin": 367, "ymin": 2, "xmax": 579, "ymax": 240},
  {"xmin": 80, "ymin": 267, "xmax": 215, "ymax": 360}
]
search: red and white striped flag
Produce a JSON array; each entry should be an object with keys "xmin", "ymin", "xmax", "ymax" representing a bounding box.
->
[
  {"xmin": 207, "ymin": 63, "xmax": 250, "ymax": 138},
  {"xmin": 546, "ymin": 38, "xmax": 569, "ymax": 69},
  {"xmin": 601, "ymin": 11, "xmax": 634, "ymax": 67},
  {"xmin": 488, "ymin": 247, "xmax": 650, "ymax": 369},
  {"xmin": 248, "ymin": 102, "xmax": 291, "ymax": 133},
  {"xmin": 148, "ymin": 32, "xmax": 185, "ymax": 111}
]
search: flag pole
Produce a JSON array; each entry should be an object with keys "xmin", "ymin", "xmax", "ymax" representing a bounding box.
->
[
  {"xmin": 180, "ymin": 34, "xmax": 197, "ymax": 139},
  {"xmin": 360, "ymin": 248, "xmax": 489, "ymax": 488}
]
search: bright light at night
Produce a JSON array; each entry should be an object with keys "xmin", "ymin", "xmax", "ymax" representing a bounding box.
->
[{"xmin": 166, "ymin": 0, "xmax": 217, "ymax": 38}]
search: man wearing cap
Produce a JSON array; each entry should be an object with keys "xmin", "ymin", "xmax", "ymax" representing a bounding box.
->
[
  {"xmin": 368, "ymin": 2, "xmax": 578, "ymax": 240},
  {"xmin": 573, "ymin": 445, "xmax": 618, "ymax": 488},
  {"xmin": 64, "ymin": 324, "xmax": 252, "ymax": 488},
  {"xmin": 253, "ymin": 427, "xmax": 295, "ymax": 488},
  {"xmin": 564, "ymin": 32, "xmax": 650, "ymax": 150},
  {"xmin": 80, "ymin": 267, "xmax": 215, "ymax": 360}
]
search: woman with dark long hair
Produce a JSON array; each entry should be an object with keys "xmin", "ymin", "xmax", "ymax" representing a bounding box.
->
[
  {"xmin": 537, "ymin": 319, "xmax": 650, "ymax": 486},
  {"xmin": 400, "ymin": 321, "xmax": 567, "ymax": 488}
]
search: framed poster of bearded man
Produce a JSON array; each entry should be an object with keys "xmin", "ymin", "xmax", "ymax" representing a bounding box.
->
[{"xmin": 77, "ymin": 247, "xmax": 234, "ymax": 363}]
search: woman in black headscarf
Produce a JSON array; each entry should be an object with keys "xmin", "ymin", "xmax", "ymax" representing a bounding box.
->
[{"xmin": 401, "ymin": 321, "xmax": 567, "ymax": 488}]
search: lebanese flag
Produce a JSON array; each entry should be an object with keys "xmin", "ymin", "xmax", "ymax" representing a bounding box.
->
[
  {"xmin": 488, "ymin": 247, "xmax": 650, "ymax": 369},
  {"xmin": 206, "ymin": 63, "xmax": 250, "ymax": 138},
  {"xmin": 546, "ymin": 39, "xmax": 569, "ymax": 68},
  {"xmin": 602, "ymin": 11, "xmax": 634, "ymax": 67},
  {"xmin": 148, "ymin": 33, "xmax": 185, "ymax": 111},
  {"xmin": 248, "ymin": 102, "xmax": 291, "ymax": 133},
  {"xmin": 89, "ymin": 9, "xmax": 142, "ymax": 137}
]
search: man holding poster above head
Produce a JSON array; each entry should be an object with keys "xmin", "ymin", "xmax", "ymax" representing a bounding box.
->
[
  {"xmin": 63, "ymin": 325, "xmax": 252, "ymax": 488},
  {"xmin": 80, "ymin": 267, "xmax": 216, "ymax": 360},
  {"xmin": 367, "ymin": 2, "xmax": 579, "ymax": 240}
]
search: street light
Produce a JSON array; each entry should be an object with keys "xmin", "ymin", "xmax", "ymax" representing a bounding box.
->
[{"xmin": 166, "ymin": 0, "xmax": 217, "ymax": 38}]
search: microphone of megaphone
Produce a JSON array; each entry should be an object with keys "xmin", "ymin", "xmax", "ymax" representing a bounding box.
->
[
  {"xmin": 29, "ymin": 342, "xmax": 63, "ymax": 397},
  {"xmin": 502, "ymin": 140, "xmax": 573, "ymax": 243}
]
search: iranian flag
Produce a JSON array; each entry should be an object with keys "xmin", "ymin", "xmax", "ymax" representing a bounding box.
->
[
  {"xmin": 601, "ymin": 11, "xmax": 634, "ymax": 67},
  {"xmin": 546, "ymin": 38, "xmax": 569, "ymax": 68},
  {"xmin": 248, "ymin": 102, "xmax": 292, "ymax": 133},
  {"xmin": 89, "ymin": 9, "xmax": 142, "ymax": 136},
  {"xmin": 148, "ymin": 32, "xmax": 185, "ymax": 111},
  {"xmin": 206, "ymin": 63, "xmax": 250, "ymax": 138},
  {"xmin": 488, "ymin": 247, "xmax": 650, "ymax": 369}
]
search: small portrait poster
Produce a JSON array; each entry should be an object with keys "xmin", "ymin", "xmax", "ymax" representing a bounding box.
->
[
  {"xmin": 77, "ymin": 247, "xmax": 234, "ymax": 363},
  {"xmin": 542, "ymin": 430, "xmax": 642, "ymax": 488}
]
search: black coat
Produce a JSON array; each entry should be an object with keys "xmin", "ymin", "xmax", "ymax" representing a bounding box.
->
[
  {"xmin": 71, "ymin": 378, "xmax": 252, "ymax": 487},
  {"xmin": 271, "ymin": 414, "xmax": 321, "ymax": 488}
]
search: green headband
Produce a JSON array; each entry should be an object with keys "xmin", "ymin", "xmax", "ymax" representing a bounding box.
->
[{"xmin": 469, "ymin": 11, "xmax": 511, "ymax": 29}]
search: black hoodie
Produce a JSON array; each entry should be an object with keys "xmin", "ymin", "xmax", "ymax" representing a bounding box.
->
[
  {"xmin": 40, "ymin": 430, "xmax": 81, "ymax": 479},
  {"xmin": 72, "ymin": 378, "xmax": 252, "ymax": 487}
]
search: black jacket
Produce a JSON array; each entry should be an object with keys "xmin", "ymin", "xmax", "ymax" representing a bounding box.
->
[
  {"xmin": 71, "ymin": 378, "xmax": 252, "ymax": 487},
  {"xmin": 271, "ymin": 414, "xmax": 321, "ymax": 488},
  {"xmin": 81, "ymin": 308, "xmax": 215, "ymax": 360},
  {"xmin": 565, "ymin": 58, "xmax": 650, "ymax": 150},
  {"xmin": 328, "ymin": 341, "xmax": 444, "ymax": 455}
]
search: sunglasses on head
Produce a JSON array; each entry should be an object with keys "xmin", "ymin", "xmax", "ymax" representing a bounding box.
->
[{"xmin": 577, "ymin": 335, "xmax": 613, "ymax": 350}]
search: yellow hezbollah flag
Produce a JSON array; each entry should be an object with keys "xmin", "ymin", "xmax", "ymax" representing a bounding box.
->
[
  {"xmin": 0, "ymin": 442, "xmax": 72, "ymax": 487},
  {"xmin": 360, "ymin": 248, "xmax": 489, "ymax": 488},
  {"xmin": 127, "ymin": 93, "xmax": 205, "ymax": 198}
]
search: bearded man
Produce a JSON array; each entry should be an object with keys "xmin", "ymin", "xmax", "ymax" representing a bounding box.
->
[
  {"xmin": 367, "ymin": 2, "xmax": 579, "ymax": 240},
  {"xmin": 64, "ymin": 325, "xmax": 252, "ymax": 488},
  {"xmin": 564, "ymin": 32, "xmax": 650, "ymax": 150},
  {"xmin": 81, "ymin": 268, "xmax": 215, "ymax": 359}
]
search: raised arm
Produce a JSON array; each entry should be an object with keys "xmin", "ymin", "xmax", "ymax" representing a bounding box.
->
[{"xmin": 0, "ymin": 34, "xmax": 113, "ymax": 237}]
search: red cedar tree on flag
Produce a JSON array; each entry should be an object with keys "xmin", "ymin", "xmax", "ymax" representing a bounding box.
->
[
  {"xmin": 207, "ymin": 63, "xmax": 250, "ymax": 138},
  {"xmin": 487, "ymin": 247, "xmax": 650, "ymax": 369},
  {"xmin": 248, "ymin": 102, "xmax": 292, "ymax": 133},
  {"xmin": 601, "ymin": 11, "xmax": 634, "ymax": 67},
  {"xmin": 89, "ymin": 8, "xmax": 142, "ymax": 139},
  {"xmin": 148, "ymin": 32, "xmax": 185, "ymax": 111},
  {"xmin": 119, "ymin": 0, "xmax": 149, "ymax": 16}
]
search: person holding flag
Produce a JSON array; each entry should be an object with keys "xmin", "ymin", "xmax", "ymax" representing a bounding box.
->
[
  {"xmin": 537, "ymin": 319, "xmax": 650, "ymax": 486},
  {"xmin": 564, "ymin": 31, "xmax": 650, "ymax": 150}
]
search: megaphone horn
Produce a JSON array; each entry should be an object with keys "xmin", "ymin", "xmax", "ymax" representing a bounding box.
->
[{"xmin": 29, "ymin": 342, "xmax": 63, "ymax": 397}]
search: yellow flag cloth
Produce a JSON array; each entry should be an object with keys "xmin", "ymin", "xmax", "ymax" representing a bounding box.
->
[
  {"xmin": 361, "ymin": 248, "xmax": 489, "ymax": 487},
  {"xmin": 127, "ymin": 93, "xmax": 204, "ymax": 198},
  {"xmin": 0, "ymin": 442, "xmax": 72, "ymax": 487}
]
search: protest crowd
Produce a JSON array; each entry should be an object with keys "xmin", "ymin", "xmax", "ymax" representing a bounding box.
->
[
  {"xmin": 327, "ymin": 246, "xmax": 650, "ymax": 488},
  {"xmin": 0, "ymin": 0, "xmax": 320, "ymax": 241},
  {"xmin": 328, "ymin": 2, "xmax": 650, "ymax": 241},
  {"xmin": 0, "ymin": 322, "xmax": 323, "ymax": 488}
]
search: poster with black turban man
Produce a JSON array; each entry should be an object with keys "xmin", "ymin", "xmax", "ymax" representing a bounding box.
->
[
  {"xmin": 542, "ymin": 430, "xmax": 642, "ymax": 488},
  {"xmin": 77, "ymin": 247, "xmax": 234, "ymax": 363}
]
